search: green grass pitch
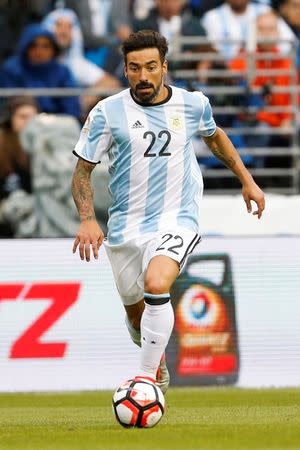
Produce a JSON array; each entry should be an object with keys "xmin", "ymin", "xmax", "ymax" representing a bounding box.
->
[{"xmin": 0, "ymin": 387, "xmax": 299, "ymax": 450}]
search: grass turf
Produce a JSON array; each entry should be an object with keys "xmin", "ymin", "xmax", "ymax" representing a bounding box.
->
[{"xmin": 0, "ymin": 388, "xmax": 299, "ymax": 450}]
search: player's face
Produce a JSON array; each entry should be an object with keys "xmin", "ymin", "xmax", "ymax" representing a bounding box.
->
[{"xmin": 124, "ymin": 47, "xmax": 168, "ymax": 104}]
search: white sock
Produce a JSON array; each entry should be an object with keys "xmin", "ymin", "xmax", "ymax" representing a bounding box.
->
[{"xmin": 139, "ymin": 293, "xmax": 174, "ymax": 379}]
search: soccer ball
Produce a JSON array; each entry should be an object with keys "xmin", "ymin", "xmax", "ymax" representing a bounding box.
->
[{"xmin": 112, "ymin": 378, "xmax": 165, "ymax": 428}]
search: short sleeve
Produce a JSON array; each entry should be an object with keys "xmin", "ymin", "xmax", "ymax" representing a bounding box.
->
[
  {"xmin": 194, "ymin": 92, "xmax": 217, "ymax": 137},
  {"xmin": 73, "ymin": 104, "xmax": 112, "ymax": 164}
]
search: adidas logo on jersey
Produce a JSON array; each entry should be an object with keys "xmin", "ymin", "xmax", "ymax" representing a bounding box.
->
[{"xmin": 131, "ymin": 120, "xmax": 144, "ymax": 129}]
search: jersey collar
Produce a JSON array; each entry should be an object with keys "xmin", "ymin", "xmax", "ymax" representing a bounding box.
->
[{"xmin": 129, "ymin": 85, "xmax": 172, "ymax": 107}]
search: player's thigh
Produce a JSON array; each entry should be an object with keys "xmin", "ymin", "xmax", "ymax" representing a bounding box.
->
[
  {"xmin": 104, "ymin": 241, "xmax": 144, "ymax": 305},
  {"xmin": 143, "ymin": 228, "xmax": 201, "ymax": 293},
  {"xmin": 144, "ymin": 255, "xmax": 180, "ymax": 293}
]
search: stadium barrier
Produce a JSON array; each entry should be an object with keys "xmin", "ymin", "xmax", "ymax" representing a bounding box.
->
[{"xmin": 0, "ymin": 37, "xmax": 300, "ymax": 193}]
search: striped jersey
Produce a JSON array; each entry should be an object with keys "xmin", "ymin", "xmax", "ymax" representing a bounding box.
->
[{"xmin": 73, "ymin": 85, "xmax": 216, "ymax": 244}]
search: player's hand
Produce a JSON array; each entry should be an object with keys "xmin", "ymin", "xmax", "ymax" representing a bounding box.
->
[
  {"xmin": 242, "ymin": 181, "xmax": 265, "ymax": 219},
  {"xmin": 72, "ymin": 219, "xmax": 104, "ymax": 261}
]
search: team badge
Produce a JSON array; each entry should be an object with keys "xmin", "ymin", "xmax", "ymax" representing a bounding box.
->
[{"xmin": 168, "ymin": 115, "xmax": 183, "ymax": 131}]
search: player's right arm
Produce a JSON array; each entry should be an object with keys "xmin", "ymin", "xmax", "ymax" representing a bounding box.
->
[{"xmin": 71, "ymin": 158, "xmax": 104, "ymax": 261}]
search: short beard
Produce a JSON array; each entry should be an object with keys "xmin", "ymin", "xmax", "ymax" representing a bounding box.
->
[
  {"xmin": 132, "ymin": 80, "xmax": 163, "ymax": 104},
  {"xmin": 230, "ymin": 4, "xmax": 248, "ymax": 14}
]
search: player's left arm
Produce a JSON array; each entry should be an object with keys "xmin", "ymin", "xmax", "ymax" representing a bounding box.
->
[{"xmin": 203, "ymin": 127, "xmax": 265, "ymax": 219}]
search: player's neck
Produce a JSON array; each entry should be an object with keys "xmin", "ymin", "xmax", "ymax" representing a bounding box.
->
[
  {"xmin": 151, "ymin": 84, "xmax": 169, "ymax": 104},
  {"xmin": 230, "ymin": 5, "xmax": 247, "ymax": 14}
]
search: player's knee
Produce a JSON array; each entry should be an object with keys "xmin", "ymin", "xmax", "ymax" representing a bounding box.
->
[{"xmin": 144, "ymin": 277, "xmax": 169, "ymax": 295}]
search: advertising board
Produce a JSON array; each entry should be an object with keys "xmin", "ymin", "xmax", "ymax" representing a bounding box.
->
[{"xmin": 0, "ymin": 237, "xmax": 299, "ymax": 391}]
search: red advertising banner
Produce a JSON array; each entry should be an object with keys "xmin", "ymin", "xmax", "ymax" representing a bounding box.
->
[{"xmin": 0, "ymin": 283, "xmax": 80, "ymax": 358}]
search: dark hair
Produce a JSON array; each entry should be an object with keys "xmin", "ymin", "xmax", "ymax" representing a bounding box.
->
[
  {"xmin": 272, "ymin": 0, "xmax": 290, "ymax": 9},
  {"xmin": 122, "ymin": 30, "xmax": 168, "ymax": 63},
  {"xmin": 0, "ymin": 96, "xmax": 38, "ymax": 130},
  {"xmin": 271, "ymin": 0, "xmax": 281, "ymax": 9}
]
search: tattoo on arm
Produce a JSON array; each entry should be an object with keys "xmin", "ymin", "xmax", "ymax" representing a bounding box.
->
[
  {"xmin": 71, "ymin": 159, "xmax": 96, "ymax": 221},
  {"xmin": 210, "ymin": 146, "xmax": 236, "ymax": 169}
]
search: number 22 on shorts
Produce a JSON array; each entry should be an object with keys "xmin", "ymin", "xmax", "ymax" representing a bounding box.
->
[{"xmin": 155, "ymin": 233, "xmax": 184, "ymax": 256}]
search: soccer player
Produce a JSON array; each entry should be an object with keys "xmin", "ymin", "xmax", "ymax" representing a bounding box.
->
[{"xmin": 72, "ymin": 30, "xmax": 265, "ymax": 393}]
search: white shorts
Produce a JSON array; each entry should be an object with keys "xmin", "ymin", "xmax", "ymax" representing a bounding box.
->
[{"xmin": 104, "ymin": 228, "xmax": 201, "ymax": 306}]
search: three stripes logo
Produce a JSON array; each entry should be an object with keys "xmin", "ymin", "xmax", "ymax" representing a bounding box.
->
[{"xmin": 131, "ymin": 120, "xmax": 144, "ymax": 129}]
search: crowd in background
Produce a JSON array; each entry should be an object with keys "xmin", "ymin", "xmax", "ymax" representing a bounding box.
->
[{"xmin": 0, "ymin": 0, "xmax": 299, "ymax": 237}]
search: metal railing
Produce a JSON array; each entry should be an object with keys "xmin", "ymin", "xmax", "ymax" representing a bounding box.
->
[{"xmin": 0, "ymin": 37, "xmax": 299, "ymax": 193}]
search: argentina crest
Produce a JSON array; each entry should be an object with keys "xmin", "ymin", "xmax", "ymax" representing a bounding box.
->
[{"xmin": 167, "ymin": 114, "xmax": 183, "ymax": 132}]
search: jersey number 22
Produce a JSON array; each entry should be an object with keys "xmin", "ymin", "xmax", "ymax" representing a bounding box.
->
[{"xmin": 143, "ymin": 130, "xmax": 171, "ymax": 157}]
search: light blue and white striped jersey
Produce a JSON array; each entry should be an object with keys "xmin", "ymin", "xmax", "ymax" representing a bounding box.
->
[{"xmin": 74, "ymin": 85, "xmax": 216, "ymax": 244}]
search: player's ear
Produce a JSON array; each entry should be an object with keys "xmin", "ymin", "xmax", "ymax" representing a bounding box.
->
[
  {"xmin": 124, "ymin": 63, "xmax": 128, "ymax": 78},
  {"xmin": 162, "ymin": 59, "xmax": 168, "ymax": 76}
]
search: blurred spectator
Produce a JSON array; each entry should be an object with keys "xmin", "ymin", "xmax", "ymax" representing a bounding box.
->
[
  {"xmin": 201, "ymin": 0, "xmax": 293, "ymax": 60},
  {"xmin": 0, "ymin": 24, "xmax": 81, "ymax": 119},
  {"xmin": 0, "ymin": 113, "xmax": 110, "ymax": 238},
  {"xmin": 61, "ymin": 0, "xmax": 132, "ymax": 83},
  {"xmin": 132, "ymin": 0, "xmax": 208, "ymax": 54},
  {"xmin": 189, "ymin": 0, "xmax": 272, "ymax": 18},
  {"xmin": 64, "ymin": 0, "xmax": 132, "ymax": 48},
  {"xmin": 188, "ymin": 0, "xmax": 224, "ymax": 17},
  {"xmin": 43, "ymin": 9, "xmax": 120, "ymax": 88},
  {"xmin": 131, "ymin": 0, "xmax": 155, "ymax": 19},
  {"xmin": 0, "ymin": 96, "xmax": 38, "ymax": 237},
  {"xmin": 133, "ymin": 0, "xmax": 220, "ymax": 92},
  {"xmin": 43, "ymin": 9, "xmax": 121, "ymax": 113},
  {"xmin": 19, "ymin": 113, "xmax": 81, "ymax": 237},
  {"xmin": 0, "ymin": 0, "xmax": 53, "ymax": 64},
  {"xmin": 131, "ymin": 0, "xmax": 221, "ymax": 19},
  {"xmin": 230, "ymin": 11, "xmax": 293, "ymax": 159},
  {"xmin": 278, "ymin": 0, "xmax": 300, "ymax": 67}
]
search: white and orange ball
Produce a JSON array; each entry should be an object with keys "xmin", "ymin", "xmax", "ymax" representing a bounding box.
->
[{"xmin": 112, "ymin": 378, "xmax": 165, "ymax": 428}]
